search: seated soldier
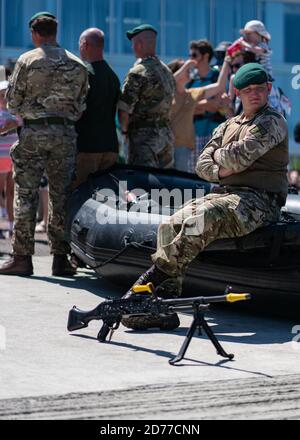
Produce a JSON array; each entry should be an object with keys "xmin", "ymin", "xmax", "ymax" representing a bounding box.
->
[{"xmin": 121, "ymin": 63, "xmax": 289, "ymax": 331}]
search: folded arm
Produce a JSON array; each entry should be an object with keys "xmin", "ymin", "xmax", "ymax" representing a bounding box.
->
[
  {"xmin": 196, "ymin": 121, "xmax": 230, "ymax": 181},
  {"xmin": 213, "ymin": 117, "xmax": 287, "ymax": 173}
]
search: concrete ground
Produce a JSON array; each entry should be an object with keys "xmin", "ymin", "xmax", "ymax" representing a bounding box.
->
[{"xmin": 0, "ymin": 229, "xmax": 300, "ymax": 420}]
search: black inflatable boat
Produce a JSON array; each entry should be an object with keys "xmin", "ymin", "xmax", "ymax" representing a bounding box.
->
[{"xmin": 67, "ymin": 165, "xmax": 300, "ymax": 318}]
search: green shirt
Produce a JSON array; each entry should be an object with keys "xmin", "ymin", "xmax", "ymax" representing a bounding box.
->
[
  {"xmin": 118, "ymin": 56, "xmax": 175, "ymax": 126},
  {"xmin": 76, "ymin": 60, "xmax": 120, "ymax": 153}
]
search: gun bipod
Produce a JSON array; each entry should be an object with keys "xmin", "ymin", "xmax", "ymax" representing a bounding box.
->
[{"xmin": 169, "ymin": 301, "xmax": 234, "ymax": 365}]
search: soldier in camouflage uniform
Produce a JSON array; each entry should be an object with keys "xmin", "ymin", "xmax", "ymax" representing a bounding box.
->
[
  {"xmin": 118, "ymin": 24, "xmax": 175, "ymax": 168},
  {"xmin": 0, "ymin": 12, "xmax": 89, "ymax": 277},
  {"xmin": 121, "ymin": 63, "xmax": 289, "ymax": 330}
]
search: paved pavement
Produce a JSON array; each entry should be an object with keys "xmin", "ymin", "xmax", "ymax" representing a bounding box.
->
[
  {"xmin": 0, "ymin": 231, "xmax": 300, "ymax": 419},
  {"xmin": 2, "ymin": 375, "xmax": 300, "ymax": 420}
]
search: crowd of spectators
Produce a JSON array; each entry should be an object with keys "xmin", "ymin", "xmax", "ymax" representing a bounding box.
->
[{"xmin": 0, "ymin": 17, "xmax": 298, "ymax": 241}]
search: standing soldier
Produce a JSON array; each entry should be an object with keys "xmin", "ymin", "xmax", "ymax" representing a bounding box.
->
[
  {"xmin": 118, "ymin": 24, "xmax": 176, "ymax": 169},
  {"xmin": 0, "ymin": 12, "xmax": 89, "ymax": 277}
]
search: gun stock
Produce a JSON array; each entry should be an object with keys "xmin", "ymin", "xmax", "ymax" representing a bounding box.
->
[{"xmin": 67, "ymin": 305, "xmax": 102, "ymax": 332}]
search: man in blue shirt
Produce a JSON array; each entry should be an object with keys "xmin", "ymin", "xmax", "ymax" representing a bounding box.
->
[{"xmin": 187, "ymin": 39, "xmax": 228, "ymax": 173}]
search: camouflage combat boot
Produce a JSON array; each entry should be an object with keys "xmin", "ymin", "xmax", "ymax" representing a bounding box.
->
[
  {"xmin": 0, "ymin": 255, "xmax": 33, "ymax": 276},
  {"xmin": 121, "ymin": 265, "xmax": 180, "ymax": 331}
]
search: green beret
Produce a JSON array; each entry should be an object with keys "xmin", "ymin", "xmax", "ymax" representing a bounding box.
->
[
  {"xmin": 233, "ymin": 63, "xmax": 269, "ymax": 90},
  {"xmin": 29, "ymin": 11, "xmax": 56, "ymax": 28},
  {"xmin": 126, "ymin": 24, "xmax": 157, "ymax": 40}
]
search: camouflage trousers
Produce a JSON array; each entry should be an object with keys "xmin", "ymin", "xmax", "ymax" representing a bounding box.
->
[
  {"xmin": 128, "ymin": 126, "xmax": 174, "ymax": 169},
  {"xmin": 10, "ymin": 125, "xmax": 77, "ymax": 256},
  {"xmin": 152, "ymin": 187, "xmax": 282, "ymax": 294}
]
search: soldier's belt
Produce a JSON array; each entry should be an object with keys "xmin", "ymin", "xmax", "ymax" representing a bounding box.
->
[
  {"xmin": 129, "ymin": 120, "xmax": 169, "ymax": 130},
  {"xmin": 23, "ymin": 117, "xmax": 74, "ymax": 126}
]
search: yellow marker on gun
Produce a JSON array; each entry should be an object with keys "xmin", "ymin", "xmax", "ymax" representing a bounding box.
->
[
  {"xmin": 132, "ymin": 283, "xmax": 155, "ymax": 294},
  {"xmin": 226, "ymin": 293, "xmax": 251, "ymax": 303}
]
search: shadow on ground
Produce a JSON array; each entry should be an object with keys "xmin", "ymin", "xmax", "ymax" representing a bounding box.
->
[
  {"xmin": 69, "ymin": 333, "xmax": 273, "ymax": 378},
  {"xmin": 0, "ymin": 242, "xmax": 296, "ymax": 350}
]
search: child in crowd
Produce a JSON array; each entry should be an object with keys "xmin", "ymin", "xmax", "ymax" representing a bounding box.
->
[
  {"xmin": 239, "ymin": 20, "xmax": 273, "ymax": 78},
  {"xmin": 227, "ymin": 20, "xmax": 291, "ymax": 117},
  {"xmin": 0, "ymin": 80, "xmax": 21, "ymax": 238}
]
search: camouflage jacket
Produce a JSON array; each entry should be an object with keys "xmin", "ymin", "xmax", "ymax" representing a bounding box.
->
[
  {"xmin": 196, "ymin": 105, "xmax": 289, "ymax": 195},
  {"xmin": 118, "ymin": 56, "xmax": 175, "ymax": 127},
  {"xmin": 7, "ymin": 43, "xmax": 89, "ymax": 121}
]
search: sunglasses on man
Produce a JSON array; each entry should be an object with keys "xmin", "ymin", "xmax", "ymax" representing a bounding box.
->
[
  {"xmin": 232, "ymin": 63, "xmax": 242, "ymax": 70},
  {"xmin": 189, "ymin": 52, "xmax": 201, "ymax": 59}
]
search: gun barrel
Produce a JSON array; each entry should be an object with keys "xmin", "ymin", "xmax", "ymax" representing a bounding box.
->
[
  {"xmin": 171, "ymin": 304, "xmax": 209, "ymax": 313},
  {"xmin": 162, "ymin": 293, "xmax": 251, "ymax": 306}
]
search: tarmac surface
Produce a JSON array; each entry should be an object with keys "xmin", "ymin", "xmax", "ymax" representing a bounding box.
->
[{"xmin": 0, "ymin": 229, "xmax": 300, "ymax": 420}]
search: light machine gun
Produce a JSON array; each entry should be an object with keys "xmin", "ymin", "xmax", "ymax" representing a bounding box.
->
[{"xmin": 67, "ymin": 284, "xmax": 251, "ymax": 365}]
